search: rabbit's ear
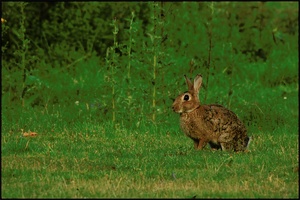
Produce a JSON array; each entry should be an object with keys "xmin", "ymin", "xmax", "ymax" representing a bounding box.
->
[
  {"xmin": 184, "ymin": 75, "xmax": 194, "ymax": 91},
  {"xmin": 193, "ymin": 74, "xmax": 203, "ymax": 94}
]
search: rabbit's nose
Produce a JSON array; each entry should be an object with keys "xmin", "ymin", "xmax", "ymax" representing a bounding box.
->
[{"xmin": 172, "ymin": 105, "xmax": 176, "ymax": 111}]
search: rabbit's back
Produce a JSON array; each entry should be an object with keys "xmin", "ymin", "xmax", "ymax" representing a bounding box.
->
[{"xmin": 203, "ymin": 104, "xmax": 247, "ymax": 136}]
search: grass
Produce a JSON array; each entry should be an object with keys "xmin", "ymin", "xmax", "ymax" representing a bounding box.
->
[{"xmin": 1, "ymin": 109, "xmax": 298, "ymax": 198}]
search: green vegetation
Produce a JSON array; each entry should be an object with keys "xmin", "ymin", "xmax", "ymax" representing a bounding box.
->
[{"xmin": 1, "ymin": 2, "xmax": 298, "ymax": 198}]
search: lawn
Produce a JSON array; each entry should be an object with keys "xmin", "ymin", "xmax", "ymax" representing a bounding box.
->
[{"xmin": 1, "ymin": 104, "xmax": 298, "ymax": 198}]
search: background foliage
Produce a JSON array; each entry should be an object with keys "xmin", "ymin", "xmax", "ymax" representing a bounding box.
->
[
  {"xmin": 2, "ymin": 2, "xmax": 298, "ymax": 127},
  {"xmin": 1, "ymin": 2, "xmax": 298, "ymax": 198}
]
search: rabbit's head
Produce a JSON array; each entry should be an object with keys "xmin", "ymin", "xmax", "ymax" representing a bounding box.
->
[{"xmin": 172, "ymin": 74, "xmax": 203, "ymax": 114}]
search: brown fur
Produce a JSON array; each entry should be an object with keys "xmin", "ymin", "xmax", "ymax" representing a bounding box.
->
[{"xmin": 172, "ymin": 74, "xmax": 250, "ymax": 152}]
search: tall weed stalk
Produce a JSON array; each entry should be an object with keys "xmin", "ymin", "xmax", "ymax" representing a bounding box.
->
[
  {"xmin": 149, "ymin": 2, "xmax": 165, "ymax": 122},
  {"xmin": 14, "ymin": 2, "xmax": 30, "ymax": 107},
  {"xmin": 105, "ymin": 18, "xmax": 119, "ymax": 123},
  {"xmin": 126, "ymin": 11, "xmax": 135, "ymax": 81},
  {"xmin": 204, "ymin": 2, "xmax": 214, "ymax": 102},
  {"xmin": 125, "ymin": 11, "xmax": 135, "ymax": 122},
  {"xmin": 151, "ymin": 2, "xmax": 158, "ymax": 121}
]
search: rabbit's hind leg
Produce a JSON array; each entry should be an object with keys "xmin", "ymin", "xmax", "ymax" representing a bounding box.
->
[
  {"xmin": 219, "ymin": 142, "xmax": 233, "ymax": 151},
  {"xmin": 234, "ymin": 136, "xmax": 251, "ymax": 152}
]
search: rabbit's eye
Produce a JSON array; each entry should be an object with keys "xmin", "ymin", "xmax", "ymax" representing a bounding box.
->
[{"xmin": 183, "ymin": 94, "xmax": 189, "ymax": 101}]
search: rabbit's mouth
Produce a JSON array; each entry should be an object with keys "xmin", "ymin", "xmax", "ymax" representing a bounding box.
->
[
  {"xmin": 172, "ymin": 106, "xmax": 182, "ymax": 113},
  {"xmin": 172, "ymin": 103, "xmax": 184, "ymax": 113},
  {"xmin": 172, "ymin": 105, "xmax": 199, "ymax": 114}
]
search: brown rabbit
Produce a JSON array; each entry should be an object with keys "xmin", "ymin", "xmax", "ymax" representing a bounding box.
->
[{"xmin": 172, "ymin": 74, "xmax": 250, "ymax": 152}]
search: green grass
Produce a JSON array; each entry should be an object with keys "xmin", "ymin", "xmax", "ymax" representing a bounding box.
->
[{"xmin": 1, "ymin": 108, "xmax": 298, "ymax": 198}]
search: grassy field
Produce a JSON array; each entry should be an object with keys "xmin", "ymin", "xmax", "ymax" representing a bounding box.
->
[
  {"xmin": 1, "ymin": 92, "xmax": 299, "ymax": 198},
  {"xmin": 1, "ymin": 2, "xmax": 299, "ymax": 198}
]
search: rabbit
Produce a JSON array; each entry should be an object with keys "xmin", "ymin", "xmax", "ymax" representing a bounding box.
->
[{"xmin": 172, "ymin": 74, "xmax": 250, "ymax": 152}]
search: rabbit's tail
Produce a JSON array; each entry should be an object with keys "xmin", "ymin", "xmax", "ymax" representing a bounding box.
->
[{"xmin": 245, "ymin": 136, "xmax": 252, "ymax": 150}]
